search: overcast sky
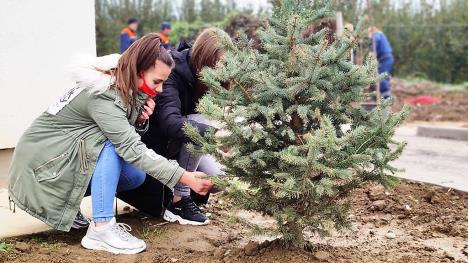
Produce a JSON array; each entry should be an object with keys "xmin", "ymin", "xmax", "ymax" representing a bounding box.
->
[
  {"xmin": 172, "ymin": 0, "xmax": 270, "ymax": 15},
  {"xmin": 172, "ymin": 0, "xmax": 441, "ymax": 17},
  {"xmin": 234, "ymin": 0, "xmax": 269, "ymax": 12}
]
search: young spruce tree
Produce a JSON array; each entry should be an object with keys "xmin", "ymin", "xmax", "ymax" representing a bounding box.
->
[{"xmin": 185, "ymin": 0, "xmax": 408, "ymax": 246}]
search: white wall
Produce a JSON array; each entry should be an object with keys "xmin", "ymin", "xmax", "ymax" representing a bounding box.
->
[{"xmin": 0, "ymin": 0, "xmax": 96, "ymax": 149}]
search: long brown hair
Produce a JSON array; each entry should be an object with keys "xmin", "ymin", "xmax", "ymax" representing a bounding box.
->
[
  {"xmin": 302, "ymin": 17, "xmax": 337, "ymax": 44},
  {"xmin": 191, "ymin": 28, "xmax": 230, "ymax": 101},
  {"xmin": 114, "ymin": 33, "xmax": 174, "ymax": 108}
]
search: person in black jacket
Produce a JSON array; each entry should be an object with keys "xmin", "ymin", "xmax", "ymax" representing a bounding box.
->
[{"xmin": 143, "ymin": 28, "xmax": 230, "ymax": 225}]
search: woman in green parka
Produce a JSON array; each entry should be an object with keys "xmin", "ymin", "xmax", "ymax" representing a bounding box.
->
[{"xmin": 8, "ymin": 34, "xmax": 213, "ymax": 254}]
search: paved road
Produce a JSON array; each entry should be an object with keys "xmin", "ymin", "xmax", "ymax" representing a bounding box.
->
[{"xmin": 392, "ymin": 126, "xmax": 468, "ymax": 192}]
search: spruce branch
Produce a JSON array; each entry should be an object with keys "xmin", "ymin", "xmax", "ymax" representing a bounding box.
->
[{"xmin": 233, "ymin": 79, "xmax": 253, "ymax": 102}]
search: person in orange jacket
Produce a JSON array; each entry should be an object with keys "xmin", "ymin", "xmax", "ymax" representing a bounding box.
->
[
  {"xmin": 158, "ymin": 21, "xmax": 172, "ymax": 50},
  {"xmin": 120, "ymin": 17, "xmax": 139, "ymax": 53}
]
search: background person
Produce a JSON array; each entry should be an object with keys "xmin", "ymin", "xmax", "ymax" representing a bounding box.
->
[
  {"xmin": 369, "ymin": 26, "xmax": 394, "ymax": 99},
  {"xmin": 158, "ymin": 21, "xmax": 172, "ymax": 50},
  {"xmin": 120, "ymin": 17, "xmax": 139, "ymax": 53}
]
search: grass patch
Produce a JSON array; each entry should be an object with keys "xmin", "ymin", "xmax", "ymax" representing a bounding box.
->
[
  {"xmin": 0, "ymin": 241, "xmax": 15, "ymax": 262},
  {"xmin": 138, "ymin": 225, "xmax": 166, "ymax": 241},
  {"xmin": 400, "ymin": 77, "xmax": 468, "ymax": 92},
  {"xmin": 29, "ymin": 236, "xmax": 44, "ymax": 243},
  {"xmin": 39, "ymin": 241, "xmax": 63, "ymax": 251},
  {"xmin": 226, "ymin": 210, "xmax": 240, "ymax": 225},
  {"xmin": 0, "ymin": 241, "xmax": 14, "ymax": 253}
]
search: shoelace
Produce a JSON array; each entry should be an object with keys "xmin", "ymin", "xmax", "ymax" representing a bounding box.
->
[
  {"xmin": 112, "ymin": 223, "xmax": 133, "ymax": 240},
  {"xmin": 183, "ymin": 199, "xmax": 203, "ymax": 214},
  {"xmin": 76, "ymin": 211, "xmax": 89, "ymax": 222}
]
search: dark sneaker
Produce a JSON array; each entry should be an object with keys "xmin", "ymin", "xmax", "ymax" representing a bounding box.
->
[
  {"xmin": 191, "ymin": 192, "xmax": 210, "ymax": 206},
  {"xmin": 163, "ymin": 196, "xmax": 209, "ymax": 226},
  {"xmin": 72, "ymin": 210, "xmax": 90, "ymax": 230}
]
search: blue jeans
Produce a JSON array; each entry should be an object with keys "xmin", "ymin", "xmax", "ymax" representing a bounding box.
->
[
  {"xmin": 88, "ymin": 140, "xmax": 146, "ymax": 223},
  {"xmin": 378, "ymin": 55, "xmax": 394, "ymax": 99}
]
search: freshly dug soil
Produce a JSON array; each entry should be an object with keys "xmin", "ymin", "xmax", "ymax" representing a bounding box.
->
[
  {"xmin": 392, "ymin": 78, "xmax": 468, "ymax": 123},
  {"xmin": 2, "ymin": 180, "xmax": 467, "ymax": 263}
]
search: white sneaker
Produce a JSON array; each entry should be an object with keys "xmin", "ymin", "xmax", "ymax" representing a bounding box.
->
[{"xmin": 81, "ymin": 217, "xmax": 146, "ymax": 254}]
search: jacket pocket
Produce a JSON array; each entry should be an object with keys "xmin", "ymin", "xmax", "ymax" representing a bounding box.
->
[
  {"xmin": 79, "ymin": 139, "xmax": 89, "ymax": 173},
  {"xmin": 33, "ymin": 153, "xmax": 70, "ymax": 182}
]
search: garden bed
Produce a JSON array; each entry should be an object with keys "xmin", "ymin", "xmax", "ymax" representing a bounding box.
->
[
  {"xmin": 2, "ymin": 180, "xmax": 467, "ymax": 263},
  {"xmin": 392, "ymin": 78, "xmax": 468, "ymax": 123}
]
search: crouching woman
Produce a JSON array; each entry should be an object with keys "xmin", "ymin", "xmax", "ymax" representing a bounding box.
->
[
  {"xmin": 143, "ymin": 28, "xmax": 230, "ymax": 225},
  {"xmin": 8, "ymin": 34, "xmax": 213, "ymax": 254}
]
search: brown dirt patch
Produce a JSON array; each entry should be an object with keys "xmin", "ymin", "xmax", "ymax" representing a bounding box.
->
[
  {"xmin": 392, "ymin": 78, "xmax": 468, "ymax": 123},
  {"xmin": 1, "ymin": 180, "xmax": 467, "ymax": 263}
]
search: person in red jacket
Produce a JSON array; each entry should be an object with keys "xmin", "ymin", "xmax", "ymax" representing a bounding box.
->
[{"xmin": 120, "ymin": 17, "xmax": 139, "ymax": 53}]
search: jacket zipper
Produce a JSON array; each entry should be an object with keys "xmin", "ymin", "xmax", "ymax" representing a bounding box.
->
[{"xmin": 33, "ymin": 153, "xmax": 69, "ymax": 174}]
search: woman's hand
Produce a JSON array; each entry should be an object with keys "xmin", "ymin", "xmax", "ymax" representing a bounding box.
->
[
  {"xmin": 179, "ymin": 171, "xmax": 214, "ymax": 195},
  {"xmin": 137, "ymin": 97, "xmax": 155, "ymax": 123}
]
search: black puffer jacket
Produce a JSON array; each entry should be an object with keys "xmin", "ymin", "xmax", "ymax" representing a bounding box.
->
[{"xmin": 142, "ymin": 42, "xmax": 209, "ymax": 157}]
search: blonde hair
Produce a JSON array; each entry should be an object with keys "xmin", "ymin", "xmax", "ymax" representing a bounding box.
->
[
  {"xmin": 368, "ymin": 26, "xmax": 379, "ymax": 34},
  {"xmin": 191, "ymin": 28, "xmax": 229, "ymax": 75},
  {"xmin": 191, "ymin": 28, "xmax": 231, "ymax": 100},
  {"xmin": 302, "ymin": 17, "xmax": 337, "ymax": 44}
]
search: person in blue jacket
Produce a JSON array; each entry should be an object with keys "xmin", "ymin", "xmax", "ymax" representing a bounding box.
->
[
  {"xmin": 120, "ymin": 17, "xmax": 139, "ymax": 54},
  {"xmin": 158, "ymin": 21, "xmax": 172, "ymax": 50},
  {"xmin": 369, "ymin": 26, "xmax": 394, "ymax": 99}
]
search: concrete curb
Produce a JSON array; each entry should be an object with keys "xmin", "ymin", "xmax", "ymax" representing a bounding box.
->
[
  {"xmin": 0, "ymin": 189, "xmax": 133, "ymax": 239},
  {"xmin": 417, "ymin": 126, "xmax": 468, "ymax": 141}
]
